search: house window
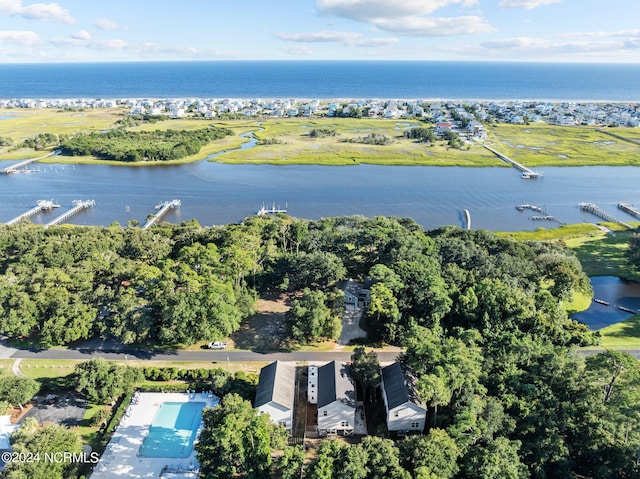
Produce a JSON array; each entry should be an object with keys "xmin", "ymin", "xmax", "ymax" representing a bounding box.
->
[
  {"xmin": 411, "ymin": 422, "xmax": 420, "ymax": 428},
  {"xmin": 341, "ymin": 421, "xmax": 349, "ymax": 427},
  {"xmin": 323, "ymin": 410, "xmax": 327, "ymax": 416}
]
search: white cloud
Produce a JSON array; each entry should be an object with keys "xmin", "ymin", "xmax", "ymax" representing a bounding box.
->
[
  {"xmin": 94, "ymin": 18, "xmax": 126, "ymax": 31},
  {"xmin": 557, "ymin": 30, "xmax": 640, "ymax": 39},
  {"xmin": 277, "ymin": 30, "xmax": 398, "ymax": 47},
  {"xmin": 374, "ymin": 16, "xmax": 493, "ymax": 36},
  {"xmin": 70, "ymin": 29, "xmax": 90, "ymax": 41},
  {"xmin": 316, "ymin": 0, "xmax": 477, "ymax": 21},
  {"xmin": 316, "ymin": 0, "xmax": 490, "ymax": 38},
  {"xmin": 0, "ymin": 0, "xmax": 76, "ymax": 23},
  {"xmin": 480, "ymin": 36, "xmax": 640, "ymax": 55},
  {"xmin": 498, "ymin": 0, "xmax": 561, "ymax": 10},
  {"xmin": 50, "ymin": 34, "xmax": 128, "ymax": 50},
  {"xmin": 0, "ymin": 29, "xmax": 40, "ymax": 45},
  {"xmin": 283, "ymin": 45, "xmax": 314, "ymax": 56}
]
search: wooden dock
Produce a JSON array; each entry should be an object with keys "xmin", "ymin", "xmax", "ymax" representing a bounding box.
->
[
  {"xmin": 484, "ymin": 146, "xmax": 542, "ymax": 179},
  {"xmin": 1, "ymin": 151, "xmax": 57, "ymax": 175},
  {"xmin": 142, "ymin": 199, "xmax": 181, "ymax": 230},
  {"xmin": 257, "ymin": 203, "xmax": 288, "ymax": 216},
  {"xmin": 45, "ymin": 200, "xmax": 95, "ymax": 228},
  {"xmin": 579, "ymin": 202, "xmax": 633, "ymax": 229},
  {"xmin": 618, "ymin": 202, "xmax": 640, "ymax": 219},
  {"xmin": 4, "ymin": 200, "xmax": 60, "ymax": 225}
]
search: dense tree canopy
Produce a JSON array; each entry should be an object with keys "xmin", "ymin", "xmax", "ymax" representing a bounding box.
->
[
  {"xmin": 60, "ymin": 126, "xmax": 232, "ymax": 162},
  {"xmin": 72, "ymin": 357, "xmax": 142, "ymax": 404},
  {"xmin": 1, "ymin": 214, "xmax": 626, "ymax": 477},
  {"xmin": 6, "ymin": 423, "xmax": 83, "ymax": 479}
]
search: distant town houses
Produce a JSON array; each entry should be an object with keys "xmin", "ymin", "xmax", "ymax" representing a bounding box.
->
[{"xmin": 1, "ymin": 96, "xmax": 639, "ymax": 128}]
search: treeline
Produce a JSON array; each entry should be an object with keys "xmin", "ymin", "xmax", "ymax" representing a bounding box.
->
[
  {"xmin": 60, "ymin": 126, "xmax": 232, "ymax": 162},
  {"xmin": 0, "ymin": 217, "xmax": 594, "ymax": 350}
]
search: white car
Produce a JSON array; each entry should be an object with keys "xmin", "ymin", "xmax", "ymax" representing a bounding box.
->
[{"xmin": 208, "ymin": 341, "xmax": 228, "ymax": 349}]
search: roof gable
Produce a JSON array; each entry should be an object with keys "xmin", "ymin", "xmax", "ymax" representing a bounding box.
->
[
  {"xmin": 381, "ymin": 362, "xmax": 425, "ymax": 410},
  {"xmin": 318, "ymin": 361, "xmax": 355, "ymax": 408},
  {"xmin": 255, "ymin": 361, "xmax": 295, "ymax": 410}
]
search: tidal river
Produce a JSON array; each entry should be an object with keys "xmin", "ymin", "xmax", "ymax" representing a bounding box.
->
[{"xmin": 0, "ymin": 160, "xmax": 639, "ymax": 231}]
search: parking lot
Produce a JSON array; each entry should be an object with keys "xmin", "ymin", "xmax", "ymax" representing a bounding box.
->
[{"xmin": 21, "ymin": 394, "xmax": 87, "ymax": 427}]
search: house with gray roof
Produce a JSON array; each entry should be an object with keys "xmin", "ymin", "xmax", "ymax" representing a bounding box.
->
[
  {"xmin": 317, "ymin": 361, "xmax": 356, "ymax": 436},
  {"xmin": 380, "ymin": 362, "xmax": 427, "ymax": 433},
  {"xmin": 255, "ymin": 361, "xmax": 296, "ymax": 430}
]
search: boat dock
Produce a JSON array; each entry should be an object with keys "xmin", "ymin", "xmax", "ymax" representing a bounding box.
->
[
  {"xmin": 579, "ymin": 202, "xmax": 633, "ymax": 229},
  {"xmin": 484, "ymin": 146, "xmax": 542, "ymax": 179},
  {"xmin": 516, "ymin": 204, "xmax": 544, "ymax": 213},
  {"xmin": 4, "ymin": 200, "xmax": 60, "ymax": 225},
  {"xmin": 464, "ymin": 209, "xmax": 471, "ymax": 230},
  {"xmin": 257, "ymin": 203, "xmax": 288, "ymax": 216},
  {"xmin": 1, "ymin": 151, "xmax": 56, "ymax": 175},
  {"xmin": 618, "ymin": 202, "xmax": 640, "ymax": 219},
  {"xmin": 142, "ymin": 199, "xmax": 181, "ymax": 230},
  {"xmin": 530, "ymin": 215, "xmax": 563, "ymax": 223},
  {"xmin": 45, "ymin": 200, "xmax": 95, "ymax": 228}
]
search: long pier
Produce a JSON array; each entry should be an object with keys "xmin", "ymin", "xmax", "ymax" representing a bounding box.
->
[
  {"xmin": 618, "ymin": 202, "xmax": 640, "ymax": 219},
  {"xmin": 45, "ymin": 200, "xmax": 95, "ymax": 228},
  {"xmin": 579, "ymin": 203, "xmax": 633, "ymax": 229},
  {"xmin": 4, "ymin": 200, "xmax": 60, "ymax": 225},
  {"xmin": 484, "ymin": 146, "xmax": 542, "ymax": 179},
  {"xmin": 1, "ymin": 151, "xmax": 57, "ymax": 175},
  {"xmin": 142, "ymin": 199, "xmax": 181, "ymax": 230}
]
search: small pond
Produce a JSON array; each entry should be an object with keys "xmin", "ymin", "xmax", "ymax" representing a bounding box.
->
[{"xmin": 572, "ymin": 276, "xmax": 640, "ymax": 330}]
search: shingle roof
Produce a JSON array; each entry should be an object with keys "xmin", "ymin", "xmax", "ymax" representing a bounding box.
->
[
  {"xmin": 318, "ymin": 361, "xmax": 355, "ymax": 409},
  {"xmin": 255, "ymin": 361, "xmax": 295, "ymax": 410},
  {"xmin": 381, "ymin": 362, "xmax": 425, "ymax": 410}
]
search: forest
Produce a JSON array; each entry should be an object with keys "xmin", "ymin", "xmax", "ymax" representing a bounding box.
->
[
  {"xmin": 59, "ymin": 126, "xmax": 232, "ymax": 162},
  {"xmin": 1, "ymin": 215, "xmax": 639, "ymax": 477}
]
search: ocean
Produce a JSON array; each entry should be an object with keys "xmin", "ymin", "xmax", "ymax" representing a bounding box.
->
[{"xmin": 1, "ymin": 61, "xmax": 639, "ymax": 101}]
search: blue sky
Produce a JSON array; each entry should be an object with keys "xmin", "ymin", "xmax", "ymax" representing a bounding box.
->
[{"xmin": 0, "ymin": 0, "xmax": 638, "ymax": 63}]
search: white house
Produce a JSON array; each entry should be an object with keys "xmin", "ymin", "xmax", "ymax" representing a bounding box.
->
[
  {"xmin": 317, "ymin": 361, "xmax": 356, "ymax": 436},
  {"xmin": 255, "ymin": 361, "xmax": 296, "ymax": 430},
  {"xmin": 380, "ymin": 362, "xmax": 427, "ymax": 434}
]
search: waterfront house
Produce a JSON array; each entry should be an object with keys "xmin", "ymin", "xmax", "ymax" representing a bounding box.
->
[
  {"xmin": 380, "ymin": 362, "xmax": 427, "ymax": 434},
  {"xmin": 317, "ymin": 361, "xmax": 356, "ymax": 436},
  {"xmin": 255, "ymin": 361, "xmax": 296, "ymax": 430},
  {"xmin": 436, "ymin": 122, "xmax": 454, "ymax": 136}
]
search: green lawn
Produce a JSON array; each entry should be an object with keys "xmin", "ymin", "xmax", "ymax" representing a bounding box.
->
[
  {"xmin": 18, "ymin": 359, "xmax": 79, "ymax": 379},
  {"xmin": 595, "ymin": 315, "xmax": 640, "ymax": 349}
]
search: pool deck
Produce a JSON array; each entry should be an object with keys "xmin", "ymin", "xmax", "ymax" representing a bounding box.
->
[{"xmin": 90, "ymin": 392, "xmax": 219, "ymax": 479}]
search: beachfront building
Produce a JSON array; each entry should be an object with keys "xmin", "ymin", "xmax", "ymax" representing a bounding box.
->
[
  {"xmin": 317, "ymin": 361, "xmax": 356, "ymax": 436},
  {"xmin": 255, "ymin": 361, "xmax": 296, "ymax": 430},
  {"xmin": 380, "ymin": 362, "xmax": 427, "ymax": 434}
]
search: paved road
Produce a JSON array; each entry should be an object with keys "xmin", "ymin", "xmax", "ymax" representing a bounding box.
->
[
  {"xmin": 2, "ymin": 338, "xmax": 636, "ymax": 364},
  {"xmin": 6, "ymin": 344, "xmax": 402, "ymax": 363}
]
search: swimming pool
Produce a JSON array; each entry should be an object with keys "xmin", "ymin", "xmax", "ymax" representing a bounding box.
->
[{"xmin": 138, "ymin": 402, "xmax": 206, "ymax": 458}]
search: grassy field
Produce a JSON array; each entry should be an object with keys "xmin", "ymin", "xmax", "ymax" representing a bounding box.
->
[
  {"xmin": 18, "ymin": 359, "xmax": 80, "ymax": 378},
  {"xmin": 0, "ymin": 108, "xmax": 123, "ymax": 160},
  {"xmin": 3, "ymin": 110, "xmax": 640, "ymax": 167},
  {"xmin": 215, "ymin": 118, "xmax": 501, "ymax": 166},
  {"xmin": 488, "ymin": 123, "xmax": 640, "ymax": 167},
  {"xmin": 596, "ymin": 315, "xmax": 640, "ymax": 349}
]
